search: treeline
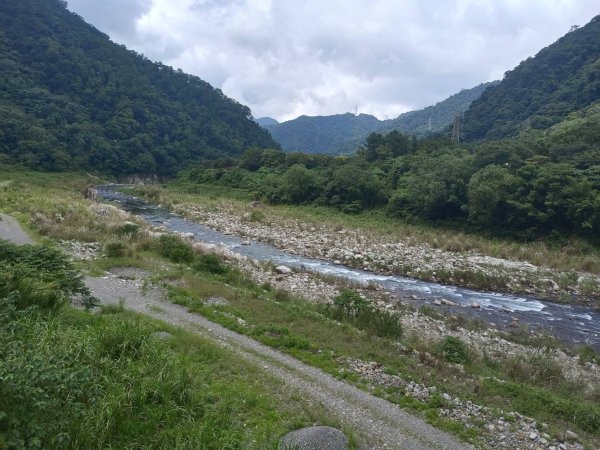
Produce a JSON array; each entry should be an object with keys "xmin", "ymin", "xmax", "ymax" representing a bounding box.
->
[
  {"xmin": 0, "ymin": 0, "xmax": 276, "ymax": 176},
  {"xmin": 181, "ymin": 105, "xmax": 600, "ymax": 241}
]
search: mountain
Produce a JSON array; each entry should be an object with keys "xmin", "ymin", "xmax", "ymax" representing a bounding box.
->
[
  {"xmin": 263, "ymin": 82, "xmax": 496, "ymax": 154},
  {"xmin": 379, "ymin": 82, "xmax": 498, "ymax": 136},
  {"xmin": 462, "ymin": 16, "xmax": 600, "ymax": 141},
  {"xmin": 0, "ymin": 0, "xmax": 277, "ymax": 176},
  {"xmin": 255, "ymin": 117, "xmax": 279, "ymax": 126},
  {"xmin": 264, "ymin": 113, "xmax": 383, "ymax": 154}
]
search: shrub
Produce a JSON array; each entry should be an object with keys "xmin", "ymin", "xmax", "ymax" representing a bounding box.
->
[
  {"xmin": 0, "ymin": 240, "xmax": 93, "ymax": 310},
  {"xmin": 117, "ymin": 222, "xmax": 140, "ymax": 236},
  {"xmin": 104, "ymin": 241, "xmax": 128, "ymax": 258},
  {"xmin": 274, "ymin": 289, "xmax": 291, "ymax": 302},
  {"xmin": 191, "ymin": 253, "xmax": 229, "ymax": 275},
  {"xmin": 436, "ymin": 336, "xmax": 471, "ymax": 364},
  {"xmin": 157, "ymin": 235, "xmax": 194, "ymax": 263},
  {"xmin": 324, "ymin": 289, "xmax": 403, "ymax": 339}
]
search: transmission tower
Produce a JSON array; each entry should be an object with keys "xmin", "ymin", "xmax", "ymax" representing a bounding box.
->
[
  {"xmin": 451, "ymin": 114, "xmax": 461, "ymax": 143},
  {"xmin": 428, "ymin": 116, "xmax": 432, "ymax": 132}
]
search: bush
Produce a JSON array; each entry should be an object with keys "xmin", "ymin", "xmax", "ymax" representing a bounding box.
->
[
  {"xmin": 157, "ymin": 235, "xmax": 194, "ymax": 263},
  {"xmin": 191, "ymin": 253, "xmax": 229, "ymax": 275},
  {"xmin": 117, "ymin": 222, "xmax": 140, "ymax": 236},
  {"xmin": 0, "ymin": 240, "xmax": 93, "ymax": 310},
  {"xmin": 324, "ymin": 290, "xmax": 403, "ymax": 339},
  {"xmin": 104, "ymin": 241, "xmax": 128, "ymax": 258},
  {"xmin": 436, "ymin": 336, "xmax": 471, "ymax": 364}
]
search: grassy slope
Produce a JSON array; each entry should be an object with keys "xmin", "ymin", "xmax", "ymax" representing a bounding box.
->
[{"xmin": 1, "ymin": 167, "xmax": 599, "ymax": 448}]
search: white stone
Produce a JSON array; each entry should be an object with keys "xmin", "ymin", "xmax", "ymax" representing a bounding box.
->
[{"xmin": 275, "ymin": 265, "xmax": 292, "ymax": 274}]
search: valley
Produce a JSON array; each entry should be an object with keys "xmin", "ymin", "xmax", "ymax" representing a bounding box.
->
[{"xmin": 1, "ymin": 1, "xmax": 600, "ymax": 449}]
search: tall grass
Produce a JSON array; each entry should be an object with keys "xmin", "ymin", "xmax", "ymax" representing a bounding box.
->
[
  {"xmin": 0, "ymin": 240, "xmax": 330, "ymax": 449},
  {"xmin": 322, "ymin": 290, "xmax": 403, "ymax": 339}
]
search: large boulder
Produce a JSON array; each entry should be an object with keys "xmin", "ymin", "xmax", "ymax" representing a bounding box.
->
[
  {"xmin": 279, "ymin": 426, "xmax": 348, "ymax": 450},
  {"xmin": 275, "ymin": 265, "xmax": 293, "ymax": 274}
]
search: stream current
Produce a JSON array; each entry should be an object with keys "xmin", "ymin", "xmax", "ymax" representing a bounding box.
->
[{"xmin": 98, "ymin": 186, "xmax": 600, "ymax": 351}]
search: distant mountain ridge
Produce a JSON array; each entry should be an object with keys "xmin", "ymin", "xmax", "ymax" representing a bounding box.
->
[
  {"xmin": 255, "ymin": 117, "xmax": 279, "ymax": 126},
  {"xmin": 462, "ymin": 16, "xmax": 600, "ymax": 141},
  {"xmin": 262, "ymin": 82, "xmax": 497, "ymax": 154},
  {"xmin": 0, "ymin": 0, "xmax": 277, "ymax": 176}
]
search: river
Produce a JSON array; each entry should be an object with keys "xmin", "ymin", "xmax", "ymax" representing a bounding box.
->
[{"xmin": 98, "ymin": 186, "xmax": 600, "ymax": 351}]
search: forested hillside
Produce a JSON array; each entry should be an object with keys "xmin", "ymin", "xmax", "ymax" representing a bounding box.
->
[
  {"xmin": 462, "ymin": 16, "xmax": 600, "ymax": 141},
  {"xmin": 0, "ymin": 0, "xmax": 277, "ymax": 176},
  {"xmin": 265, "ymin": 113, "xmax": 383, "ymax": 154},
  {"xmin": 181, "ymin": 99, "xmax": 600, "ymax": 241},
  {"xmin": 379, "ymin": 82, "xmax": 498, "ymax": 137},
  {"xmin": 263, "ymin": 82, "xmax": 496, "ymax": 154}
]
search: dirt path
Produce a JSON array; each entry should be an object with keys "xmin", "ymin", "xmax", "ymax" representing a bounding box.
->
[
  {"xmin": 0, "ymin": 214, "xmax": 33, "ymax": 244},
  {"xmin": 87, "ymin": 271, "xmax": 468, "ymax": 450},
  {"xmin": 0, "ymin": 215, "xmax": 467, "ymax": 449}
]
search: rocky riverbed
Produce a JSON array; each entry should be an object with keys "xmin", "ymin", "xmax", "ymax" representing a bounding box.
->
[
  {"xmin": 169, "ymin": 201, "xmax": 600, "ymax": 305},
  {"xmin": 55, "ymin": 196, "xmax": 600, "ymax": 449}
]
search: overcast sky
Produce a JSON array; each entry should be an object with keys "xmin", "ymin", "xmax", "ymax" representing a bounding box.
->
[{"xmin": 66, "ymin": 0, "xmax": 598, "ymax": 122}]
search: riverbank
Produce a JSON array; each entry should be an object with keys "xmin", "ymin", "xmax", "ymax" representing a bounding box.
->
[
  {"xmin": 131, "ymin": 184, "xmax": 600, "ymax": 306},
  {"xmin": 2, "ymin": 170, "xmax": 600, "ymax": 448}
]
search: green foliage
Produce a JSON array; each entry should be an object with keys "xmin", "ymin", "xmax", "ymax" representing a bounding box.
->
[
  {"xmin": 481, "ymin": 378, "xmax": 600, "ymax": 433},
  {"xmin": 264, "ymin": 82, "xmax": 496, "ymax": 155},
  {"xmin": 435, "ymin": 336, "xmax": 471, "ymax": 364},
  {"xmin": 155, "ymin": 235, "xmax": 230, "ymax": 275},
  {"xmin": 324, "ymin": 290, "xmax": 403, "ymax": 339},
  {"xmin": 117, "ymin": 222, "xmax": 140, "ymax": 236},
  {"xmin": 462, "ymin": 16, "xmax": 600, "ymax": 140},
  {"xmin": 180, "ymin": 102, "xmax": 600, "ymax": 241},
  {"xmin": 157, "ymin": 235, "xmax": 195, "ymax": 264},
  {"xmin": 0, "ymin": 0, "xmax": 277, "ymax": 176},
  {"xmin": 0, "ymin": 239, "xmax": 92, "ymax": 310},
  {"xmin": 191, "ymin": 253, "xmax": 229, "ymax": 275},
  {"xmin": 104, "ymin": 240, "xmax": 129, "ymax": 258}
]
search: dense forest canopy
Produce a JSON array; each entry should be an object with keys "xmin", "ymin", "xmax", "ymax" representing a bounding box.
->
[
  {"xmin": 181, "ymin": 100, "xmax": 600, "ymax": 241},
  {"xmin": 263, "ymin": 82, "xmax": 496, "ymax": 155},
  {"xmin": 462, "ymin": 16, "xmax": 600, "ymax": 141},
  {"xmin": 0, "ymin": 0, "xmax": 277, "ymax": 176}
]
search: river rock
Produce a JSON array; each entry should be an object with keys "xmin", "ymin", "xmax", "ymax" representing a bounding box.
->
[
  {"xmin": 470, "ymin": 302, "xmax": 481, "ymax": 308},
  {"xmin": 279, "ymin": 426, "xmax": 348, "ymax": 450},
  {"xmin": 565, "ymin": 430, "xmax": 579, "ymax": 441},
  {"xmin": 441, "ymin": 298, "xmax": 457, "ymax": 306},
  {"xmin": 275, "ymin": 265, "xmax": 292, "ymax": 274}
]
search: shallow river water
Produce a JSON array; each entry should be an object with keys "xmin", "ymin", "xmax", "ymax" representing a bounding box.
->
[{"xmin": 98, "ymin": 186, "xmax": 600, "ymax": 351}]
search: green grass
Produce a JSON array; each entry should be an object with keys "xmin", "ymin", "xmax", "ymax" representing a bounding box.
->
[
  {"xmin": 0, "ymin": 237, "xmax": 344, "ymax": 449},
  {"xmin": 2, "ymin": 168, "xmax": 600, "ymax": 447},
  {"xmin": 156, "ymin": 259, "xmax": 600, "ymax": 445}
]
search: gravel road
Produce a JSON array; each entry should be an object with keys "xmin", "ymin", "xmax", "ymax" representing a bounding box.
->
[
  {"xmin": 87, "ymin": 270, "xmax": 469, "ymax": 450},
  {"xmin": 0, "ymin": 214, "xmax": 33, "ymax": 244},
  {"xmin": 0, "ymin": 215, "xmax": 468, "ymax": 449}
]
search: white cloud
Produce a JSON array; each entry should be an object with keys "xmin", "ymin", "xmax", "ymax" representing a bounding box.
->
[{"xmin": 66, "ymin": 0, "xmax": 599, "ymax": 121}]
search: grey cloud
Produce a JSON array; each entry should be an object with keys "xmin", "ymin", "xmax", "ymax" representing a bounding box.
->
[
  {"xmin": 67, "ymin": 0, "xmax": 152, "ymax": 41},
  {"xmin": 65, "ymin": 0, "xmax": 600, "ymax": 121}
]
